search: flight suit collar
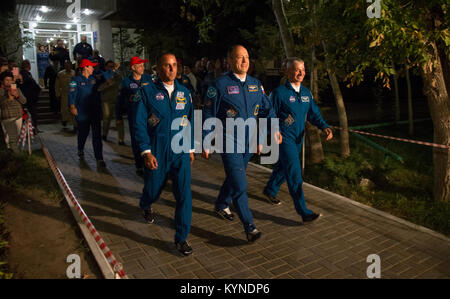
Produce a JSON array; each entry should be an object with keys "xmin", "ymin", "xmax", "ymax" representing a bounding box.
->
[
  {"xmin": 226, "ymin": 71, "xmax": 247, "ymax": 84},
  {"xmin": 285, "ymin": 81, "xmax": 302, "ymax": 94}
]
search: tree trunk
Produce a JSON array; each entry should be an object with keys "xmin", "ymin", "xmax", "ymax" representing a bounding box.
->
[
  {"xmin": 329, "ymin": 70, "xmax": 350, "ymax": 158},
  {"xmin": 273, "ymin": 0, "xmax": 325, "ymax": 164},
  {"xmin": 306, "ymin": 48, "xmax": 325, "ymax": 164},
  {"xmin": 405, "ymin": 65, "xmax": 414, "ymax": 135},
  {"xmin": 421, "ymin": 41, "xmax": 450, "ymax": 202},
  {"xmin": 393, "ymin": 64, "xmax": 400, "ymax": 124},
  {"xmin": 322, "ymin": 41, "xmax": 350, "ymax": 158},
  {"xmin": 272, "ymin": 0, "xmax": 295, "ymax": 57}
]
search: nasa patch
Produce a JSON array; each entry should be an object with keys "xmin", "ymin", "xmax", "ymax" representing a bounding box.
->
[
  {"xmin": 130, "ymin": 83, "xmax": 139, "ymax": 89},
  {"xmin": 290, "ymin": 96, "xmax": 296, "ymax": 103}
]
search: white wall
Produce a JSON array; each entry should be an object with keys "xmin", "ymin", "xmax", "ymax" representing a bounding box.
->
[{"xmin": 92, "ymin": 20, "xmax": 114, "ymax": 61}]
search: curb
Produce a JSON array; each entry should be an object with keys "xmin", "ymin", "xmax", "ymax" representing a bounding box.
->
[
  {"xmin": 248, "ymin": 162, "xmax": 450, "ymax": 243},
  {"xmin": 38, "ymin": 137, "xmax": 128, "ymax": 279}
]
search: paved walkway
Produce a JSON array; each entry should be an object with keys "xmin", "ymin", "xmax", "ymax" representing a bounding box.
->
[{"xmin": 39, "ymin": 123, "xmax": 450, "ymax": 279}]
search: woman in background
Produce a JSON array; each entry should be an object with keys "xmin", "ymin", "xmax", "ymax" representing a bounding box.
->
[{"xmin": 37, "ymin": 45, "xmax": 50, "ymax": 88}]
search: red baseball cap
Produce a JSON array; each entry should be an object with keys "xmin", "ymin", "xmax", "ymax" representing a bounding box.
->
[
  {"xmin": 79, "ymin": 59, "xmax": 98, "ymax": 68},
  {"xmin": 130, "ymin": 56, "xmax": 148, "ymax": 67}
]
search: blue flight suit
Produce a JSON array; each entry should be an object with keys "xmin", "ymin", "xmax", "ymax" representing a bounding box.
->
[
  {"xmin": 118, "ymin": 74, "xmax": 155, "ymax": 170},
  {"xmin": 134, "ymin": 79, "xmax": 194, "ymax": 243},
  {"xmin": 73, "ymin": 42, "xmax": 93, "ymax": 60},
  {"xmin": 264, "ymin": 81, "xmax": 329, "ymax": 217},
  {"xmin": 203, "ymin": 71, "xmax": 276, "ymax": 234},
  {"xmin": 69, "ymin": 74, "xmax": 104, "ymax": 160},
  {"xmin": 177, "ymin": 74, "xmax": 195, "ymax": 95}
]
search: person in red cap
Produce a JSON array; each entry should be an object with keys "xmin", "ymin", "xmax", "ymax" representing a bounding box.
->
[
  {"xmin": 116, "ymin": 56, "xmax": 155, "ymax": 177},
  {"xmin": 69, "ymin": 59, "xmax": 106, "ymax": 168}
]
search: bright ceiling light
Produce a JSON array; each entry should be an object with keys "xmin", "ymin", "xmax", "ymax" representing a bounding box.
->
[
  {"xmin": 65, "ymin": 24, "xmax": 72, "ymax": 29},
  {"xmin": 30, "ymin": 22, "xmax": 38, "ymax": 28},
  {"xmin": 64, "ymin": 40, "xmax": 67, "ymax": 44},
  {"xmin": 40, "ymin": 6, "xmax": 49, "ymax": 13},
  {"xmin": 73, "ymin": 18, "xmax": 79, "ymax": 23},
  {"xmin": 83, "ymin": 9, "xmax": 92, "ymax": 16},
  {"xmin": 35, "ymin": 15, "xmax": 42, "ymax": 21}
]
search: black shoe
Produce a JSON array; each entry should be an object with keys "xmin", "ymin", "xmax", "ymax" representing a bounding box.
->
[
  {"xmin": 263, "ymin": 190, "xmax": 282, "ymax": 205},
  {"xmin": 246, "ymin": 229, "xmax": 262, "ymax": 243},
  {"xmin": 215, "ymin": 208, "xmax": 234, "ymax": 221},
  {"xmin": 143, "ymin": 208, "xmax": 155, "ymax": 224},
  {"xmin": 175, "ymin": 241, "xmax": 193, "ymax": 256},
  {"xmin": 102, "ymin": 136, "xmax": 107, "ymax": 142},
  {"xmin": 118, "ymin": 141, "xmax": 126, "ymax": 146},
  {"xmin": 302, "ymin": 213, "xmax": 321, "ymax": 223},
  {"xmin": 78, "ymin": 150, "xmax": 84, "ymax": 158},
  {"xmin": 136, "ymin": 168, "xmax": 144, "ymax": 177},
  {"xmin": 97, "ymin": 160, "xmax": 106, "ymax": 168}
]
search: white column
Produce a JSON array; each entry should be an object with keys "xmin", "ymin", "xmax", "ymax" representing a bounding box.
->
[{"xmin": 92, "ymin": 20, "xmax": 114, "ymax": 61}]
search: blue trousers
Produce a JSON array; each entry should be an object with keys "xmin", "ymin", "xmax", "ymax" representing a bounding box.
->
[
  {"xmin": 77, "ymin": 119, "xmax": 103, "ymax": 161},
  {"xmin": 140, "ymin": 154, "xmax": 192, "ymax": 243},
  {"xmin": 264, "ymin": 142, "xmax": 314, "ymax": 217},
  {"xmin": 216, "ymin": 153, "xmax": 256, "ymax": 233},
  {"xmin": 128, "ymin": 103, "xmax": 144, "ymax": 170}
]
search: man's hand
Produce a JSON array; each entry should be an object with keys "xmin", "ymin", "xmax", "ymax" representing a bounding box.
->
[
  {"xmin": 70, "ymin": 105, "xmax": 78, "ymax": 116},
  {"xmin": 323, "ymin": 128, "xmax": 333, "ymax": 141},
  {"xmin": 201, "ymin": 149, "xmax": 210, "ymax": 160},
  {"xmin": 144, "ymin": 153, "xmax": 158, "ymax": 170},
  {"xmin": 257, "ymin": 144, "xmax": 264, "ymax": 156},
  {"xmin": 9, "ymin": 88, "xmax": 19, "ymax": 99},
  {"xmin": 190, "ymin": 153, "xmax": 195, "ymax": 165},
  {"xmin": 274, "ymin": 131, "xmax": 283, "ymax": 145},
  {"xmin": 114, "ymin": 62, "xmax": 121, "ymax": 71}
]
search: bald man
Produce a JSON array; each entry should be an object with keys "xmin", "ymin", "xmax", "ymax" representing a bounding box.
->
[{"xmin": 202, "ymin": 45, "xmax": 281, "ymax": 243}]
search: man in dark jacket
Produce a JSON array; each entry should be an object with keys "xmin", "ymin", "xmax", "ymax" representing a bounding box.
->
[{"xmin": 19, "ymin": 60, "xmax": 41, "ymax": 133}]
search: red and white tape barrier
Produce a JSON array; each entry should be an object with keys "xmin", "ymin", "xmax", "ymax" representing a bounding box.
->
[
  {"xmin": 39, "ymin": 138, "xmax": 127, "ymax": 279},
  {"xmin": 330, "ymin": 126, "xmax": 449, "ymax": 150}
]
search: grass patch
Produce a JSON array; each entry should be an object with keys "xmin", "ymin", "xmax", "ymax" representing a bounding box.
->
[
  {"xmin": 0, "ymin": 149, "xmax": 64, "ymax": 279},
  {"xmin": 303, "ymin": 121, "xmax": 449, "ymax": 236}
]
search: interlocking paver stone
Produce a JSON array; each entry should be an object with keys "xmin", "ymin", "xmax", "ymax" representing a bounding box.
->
[{"xmin": 38, "ymin": 123, "xmax": 450, "ymax": 279}]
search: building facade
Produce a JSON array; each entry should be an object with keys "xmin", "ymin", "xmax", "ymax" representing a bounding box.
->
[{"xmin": 16, "ymin": 0, "xmax": 117, "ymax": 79}]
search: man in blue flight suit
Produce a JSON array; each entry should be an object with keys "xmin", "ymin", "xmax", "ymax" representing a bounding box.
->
[
  {"xmin": 117, "ymin": 56, "xmax": 154, "ymax": 177},
  {"xmin": 176, "ymin": 58, "xmax": 195, "ymax": 95},
  {"xmin": 263, "ymin": 58, "xmax": 333, "ymax": 223},
  {"xmin": 202, "ymin": 45, "xmax": 282, "ymax": 243},
  {"xmin": 134, "ymin": 53, "xmax": 195, "ymax": 256},
  {"xmin": 69, "ymin": 59, "xmax": 106, "ymax": 168}
]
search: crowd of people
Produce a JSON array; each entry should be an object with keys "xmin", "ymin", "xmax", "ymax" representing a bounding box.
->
[{"xmin": 1, "ymin": 40, "xmax": 334, "ymax": 257}]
